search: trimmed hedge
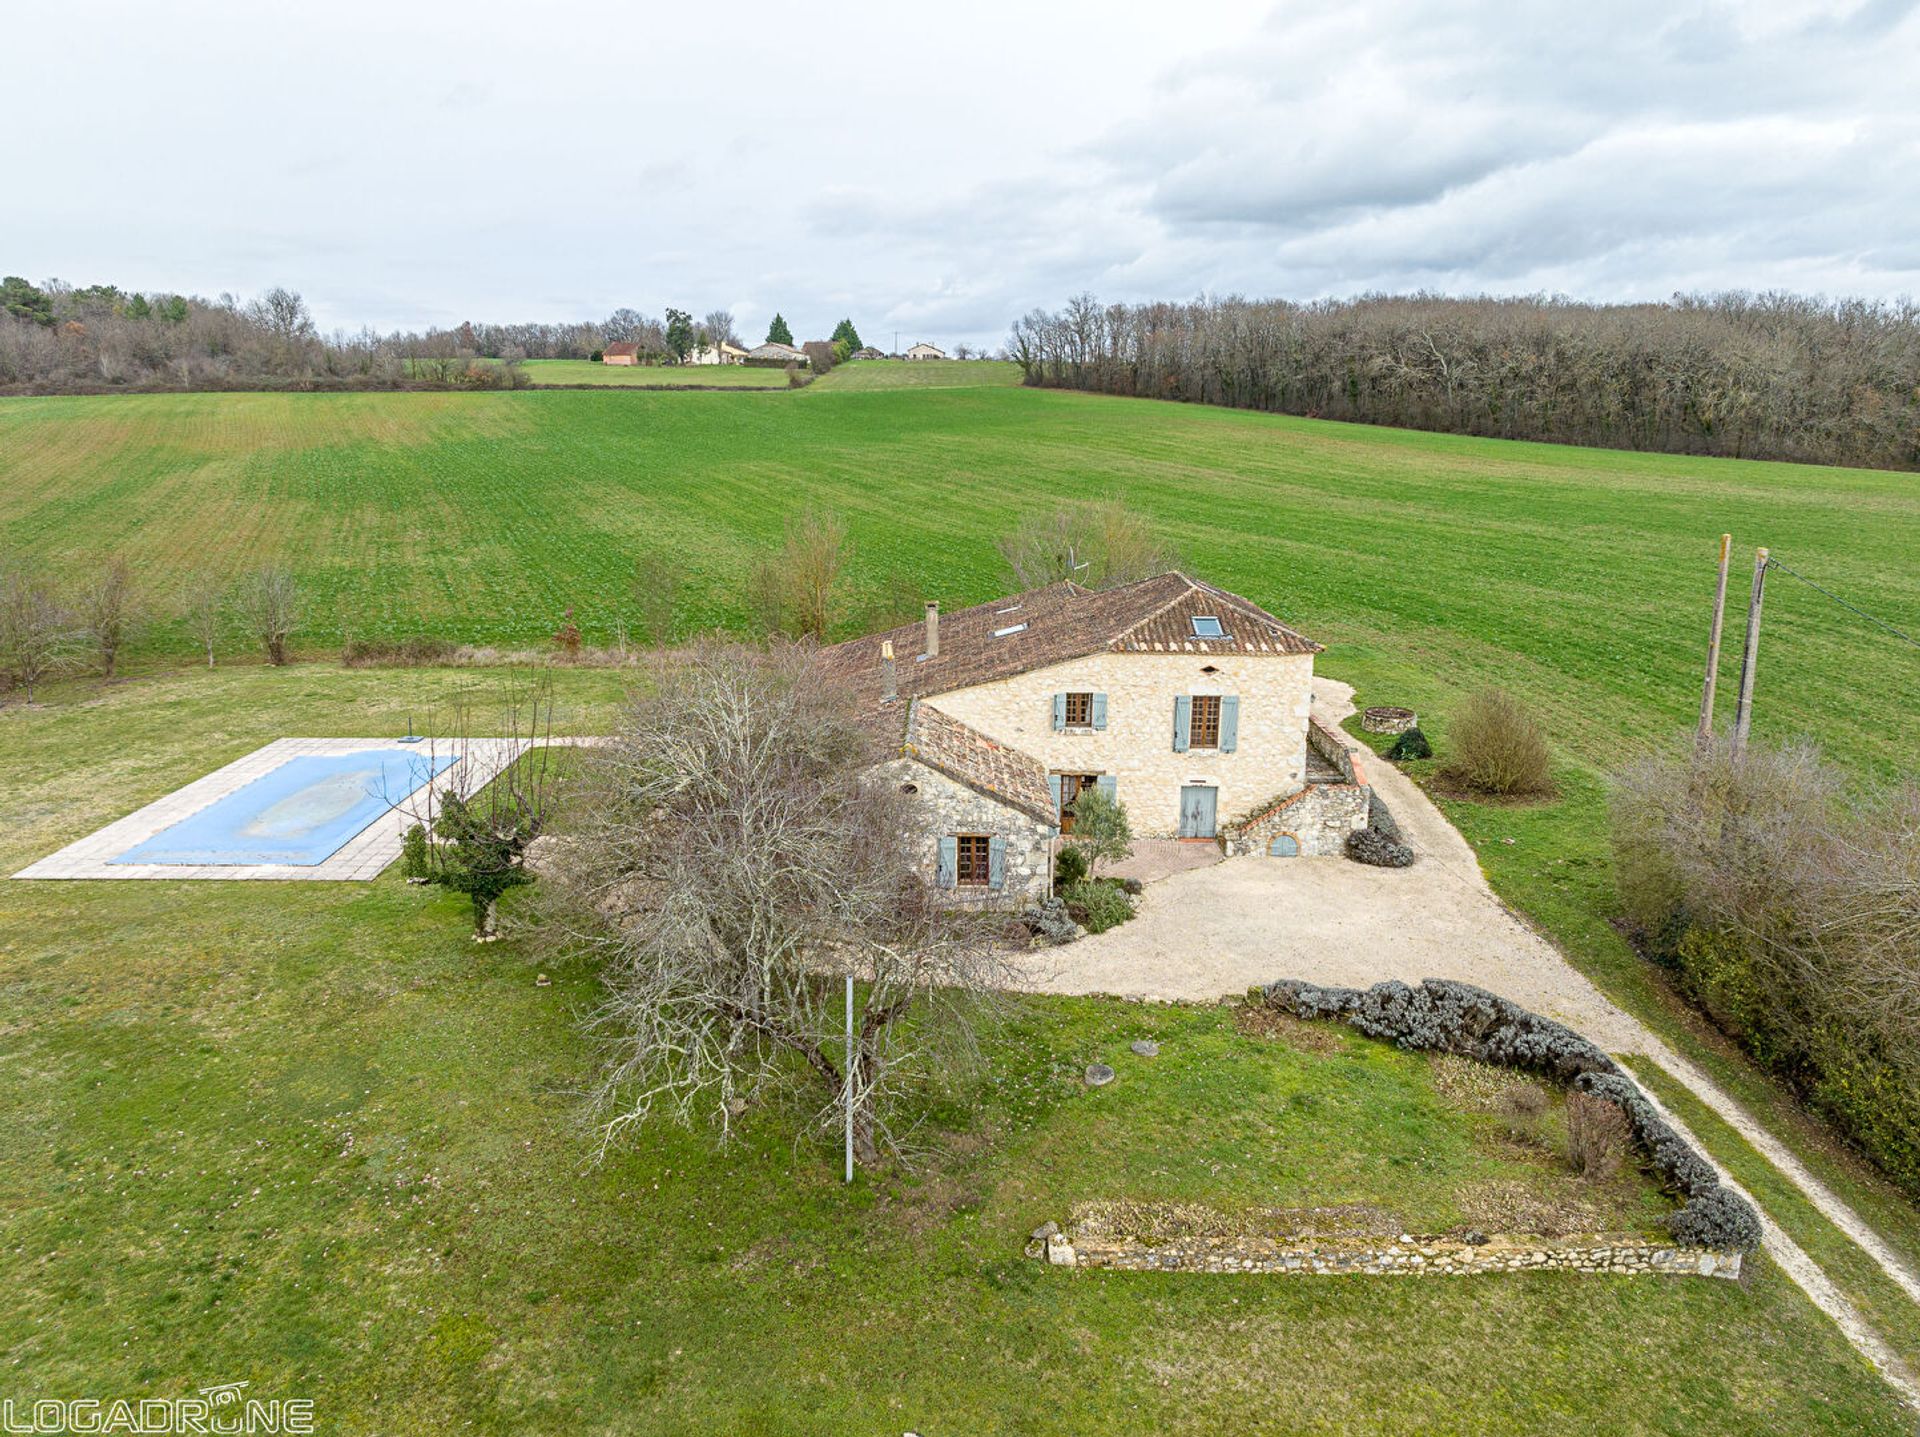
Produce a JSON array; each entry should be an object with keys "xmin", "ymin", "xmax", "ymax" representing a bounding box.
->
[{"xmin": 1261, "ymin": 978, "xmax": 1762, "ymax": 1252}]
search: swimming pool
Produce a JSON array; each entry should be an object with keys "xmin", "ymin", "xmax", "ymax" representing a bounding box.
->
[{"xmin": 109, "ymin": 749, "xmax": 456, "ymax": 867}]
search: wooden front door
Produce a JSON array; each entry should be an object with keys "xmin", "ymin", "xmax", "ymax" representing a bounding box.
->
[
  {"xmin": 1178, "ymin": 785, "xmax": 1218, "ymax": 839},
  {"xmin": 1057, "ymin": 773, "xmax": 1100, "ymax": 833}
]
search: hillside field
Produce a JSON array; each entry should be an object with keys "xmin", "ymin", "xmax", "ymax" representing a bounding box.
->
[
  {"xmin": 1, "ymin": 373, "xmax": 1914, "ymax": 781},
  {"xmin": 521, "ymin": 358, "xmax": 790, "ymax": 387}
]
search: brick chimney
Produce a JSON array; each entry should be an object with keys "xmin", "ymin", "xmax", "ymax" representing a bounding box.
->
[
  {"xmin": 880, "ymin": 639, "xmax": 897, "ymax": 701},
  {"xmin": 923, "ymin": 600, "xmax": 940, "ymax": 659}
]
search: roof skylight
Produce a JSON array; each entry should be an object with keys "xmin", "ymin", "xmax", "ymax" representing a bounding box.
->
[
  {"xmin": 992, "ymin": 622, "xmax": 1029, "ymax": 637},
  {"xmin": 1190, "ymin": 615, "xmax": 1225, "ymax": 638}
]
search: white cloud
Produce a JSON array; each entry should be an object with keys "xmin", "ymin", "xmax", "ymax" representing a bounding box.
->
[{"xmin": 8, "ymin": 0, "xmax": 1917, "ymax": 349}]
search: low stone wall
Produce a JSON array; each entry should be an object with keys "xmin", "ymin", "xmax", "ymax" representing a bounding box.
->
[
  {"xmin": 1036, "ymin": 1229, "xmax": 1742, "ymax": 1280},
  {"xmin": 1222, "ymin": 781, "xmax": 1369, "ymax": 857}
]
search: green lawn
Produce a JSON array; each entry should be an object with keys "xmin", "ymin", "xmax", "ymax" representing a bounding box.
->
[
  {"xmin": 1, "ymin": 666, "xmax": 1908, "ymax": 1434},
  {"xmin": 521, "ymin": 358, "xmax": 790, "ymax": 387}
]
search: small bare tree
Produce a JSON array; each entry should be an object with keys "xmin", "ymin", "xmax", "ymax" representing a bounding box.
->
[
  {"xmin": 548, "ymin": 641, "xmax": 1003, "ymax": 1165},
  {"xmin": 0, "ymin": 563, "xmax": 79, "ymax": 702},
  {"xmin": 997, "ymin": 498, "xmax": 1174, "ymax": 590},
  {"xmin": 76, "ymin": 556, "xmax": 142, "ymax": 677},
  {"xmin": 181, "ymin": 570, "xmax": 226, "ymax": 668},
  {"xmin": 233, "ymin": 565, "xmax": 301, "ymax": 665},
  {"xmin": 749, "ymin": 513, "xmax": 849, "ymax": 640}
]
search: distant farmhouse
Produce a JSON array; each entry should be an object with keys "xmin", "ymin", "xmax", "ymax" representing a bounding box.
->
[
  {"xmin": 601, "ymin": 342, "xmax": 641, "ymax": 366},
  {"xmin": 905, "ymin": 342, "xmax": 947, "ymax": 361},
  {"xmin": 747, "ymin": 340, "xmax": 806, "ymax": 365},
  {"xmin": 686, "ymin": 341, "xmax": 750, "ymax": 366},
  {"xmin": 816, "ymin": 573, "xmax": 1371, "ymax": 904},
  {"xmin": 850, "ymin": 346, "xmax": 885, "ymax": 361}
]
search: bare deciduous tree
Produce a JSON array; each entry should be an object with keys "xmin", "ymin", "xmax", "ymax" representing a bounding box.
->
[
  {"xmin": 76, "ymin": 556, "xmax": 141, "ymax": 677},
  {"xmin": 547, "ymin": 642, "xmax": 1004, "ymax": 1165},
  {"xmin": 0, "ymin": 562, "xmax": 79, "ymax": 701},
  {"xmin": 181, "ymin": 570, "xmax": 226, "ymax": 668},
  {"xmin": 750, "ymin": 513, "xmax": 849, "ymax": 640},
  {"xmin": 997, "ymin": 498, "xmax": 1174, "ymax": 591},
  {"xmin": 233, "ymin": 565, "xmax": 301, "ymax": 665},
  {"xmin": 702, "ymin": 310, "xmax": 738, "ymax": 349}
]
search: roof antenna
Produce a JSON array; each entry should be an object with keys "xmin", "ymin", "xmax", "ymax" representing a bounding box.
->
[{"xmin": 1067, "ymin": 544, "xmax": 1090, "ymax": 579}]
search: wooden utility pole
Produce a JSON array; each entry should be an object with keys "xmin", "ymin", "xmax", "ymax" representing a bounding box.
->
[
  {"xmin": 1697, "ymin": 534, "xmax": 1732, "ymax": 742},
  {"xmin": 1730, "ymin": 547, "xmax": 1769, "ymax": 759}
]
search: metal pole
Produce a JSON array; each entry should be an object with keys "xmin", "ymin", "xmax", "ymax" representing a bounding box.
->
[
  {"xmin": 1698, "ymin": 534, "xmax": 1731, "ymax": 743},
  {"xmin": 1731, "ymin": 547, "xmax": 1769, "ymax": 760},
  {"xmin": 844, "ymin": 973, "xmax": 854, "ymax": 1184}
]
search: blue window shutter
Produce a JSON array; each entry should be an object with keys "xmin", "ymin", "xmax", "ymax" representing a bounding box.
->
[
  {"xmin": 1047, "ymin": 774, "xmax": 1063, "ymax": 812},
  {"xmin": 1052, "ymin": 693, "xmax": 1066, "ymax": 731},
  {"xmin": 1097, "ymin": 775, "xmax": 1117, "ymax": 803},
  {"xmin": 1091, "ymin": 692, "xmax": 1108, "ymax": 730},
  {"xmin": 936, "ymin": 836, "xmax": 957, "ymax": 888},
  {"xmin": 1173, "ymin": 695, "xmax": 1192, "ymax": 752},
  {"xmin": 1219, "ymin": 695, "xmax": 1240, "ymax": 752},
  {"xmin": 989, "ymin": 836, "xmax": 1007, "ymax": 890}
]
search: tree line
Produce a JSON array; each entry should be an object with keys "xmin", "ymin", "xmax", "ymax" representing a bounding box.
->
[
  {"xmin": 0, "ymin": 276, "xmax": 849, "ymax": 391},
  {"xmin": 1008, "ymin": 291, "xmax": 1920, "ymax": 471}
]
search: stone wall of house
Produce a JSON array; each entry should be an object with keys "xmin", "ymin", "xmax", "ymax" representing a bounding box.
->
[
  {"xmin": 1035, "ymin": 1230, "xmax": 1743, "ymax": 1280},
  {"xmin": 1221, "ymin": 782, "xmax": 1370, "ymax": 856},
  {"xmin": 927, "ymin": 651, "xmax": 1315, "ymax": 838},
  {"xmin": 876, "ymin": 757, "xmax": 1053, "ymax": 906}
]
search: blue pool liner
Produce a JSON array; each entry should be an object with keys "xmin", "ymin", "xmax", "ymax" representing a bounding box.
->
[{"xmin": 110, "ymin": 749, "xmax": 457, "ymax": 867}]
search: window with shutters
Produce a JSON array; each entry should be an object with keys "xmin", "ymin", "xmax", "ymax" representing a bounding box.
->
[
  {"xmin": 955, "ymin": 834, "xmax": 991, "ymax": 887},
  {"xmin": 1189, "ymin": 694, "xmax": 1222, "ymax": 748},
  {"xmin": 1063, "ymin": 691, "xmax": 1092, "ymax": 726}
]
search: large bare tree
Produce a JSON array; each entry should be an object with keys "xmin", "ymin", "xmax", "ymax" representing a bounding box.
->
[{"xmin": 547, "ymin": 642, "xmax": 1004, "ymax": 1165}]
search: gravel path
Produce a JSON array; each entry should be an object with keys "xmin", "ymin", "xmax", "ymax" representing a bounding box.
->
[{"xmin": 1013, "ymin": 678, "xmax": 1919, "ymax": 1402}]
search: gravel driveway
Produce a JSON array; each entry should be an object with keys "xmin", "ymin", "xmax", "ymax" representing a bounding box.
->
[{"xmin": 1015, "ymin": 678, "xmax": 1645, "ymax": 1052}]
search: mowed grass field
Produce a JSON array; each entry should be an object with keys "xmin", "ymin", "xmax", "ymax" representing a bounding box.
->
[
  {"xmin": 521, "ymin": 358, "xmax": 790, "ymax": 388},
  {"xmin": 0, "ymin": 669, "xmax": 1907, "ymax": 1435}
]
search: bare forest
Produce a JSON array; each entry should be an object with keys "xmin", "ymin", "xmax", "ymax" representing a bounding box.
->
[
  {"xmin": 1009, "ymin": 292, "xmax": 1920, "ymax": 471},
  {"xmin": 0, "ymin": 277, "xmax": 721, "ymax": 392}
]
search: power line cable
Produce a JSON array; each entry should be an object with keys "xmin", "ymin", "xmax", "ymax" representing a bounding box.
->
[{"xmin": 1764, "ymin": 555, "xmax": 1920, "ymax": 654}]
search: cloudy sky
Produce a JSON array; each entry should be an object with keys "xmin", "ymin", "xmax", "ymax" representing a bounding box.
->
[{"xmin": 13, "ymin": 0, "xmax": 1919, "ymax": 348}]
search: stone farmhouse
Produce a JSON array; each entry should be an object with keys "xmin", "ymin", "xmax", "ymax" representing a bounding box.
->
[
  {"xmin": 904, "ymin": 342, "xmax": 948, "ymax": 360},
  {"xmin": 816, "ymin": 573, "xmax": 1371, "ymax": 906},
  {"xmin": 601, "ymin": 342, "xmax": 641, "ymax": 366}
]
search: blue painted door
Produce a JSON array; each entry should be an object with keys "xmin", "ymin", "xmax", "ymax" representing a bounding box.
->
[
  {"xmin": 1178, "ymin": 785, "xmax": 1217, "ymax": 838},
  {"xmin": 1268, "ymin": 833, "xmax": 1299, "ymax": 857}
]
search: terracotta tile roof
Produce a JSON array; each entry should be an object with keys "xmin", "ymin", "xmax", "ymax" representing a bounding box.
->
[
  {"xmin": 900, "ymin": 700, "xmax": 1056, "ymax": 824},
  {"xmin": 817, "ymin": 571, "xmax": 1320, "ymax": 712},
  {"xmin": 602, "ymin": 342, "xmax": 640, "ymax": 357}
]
